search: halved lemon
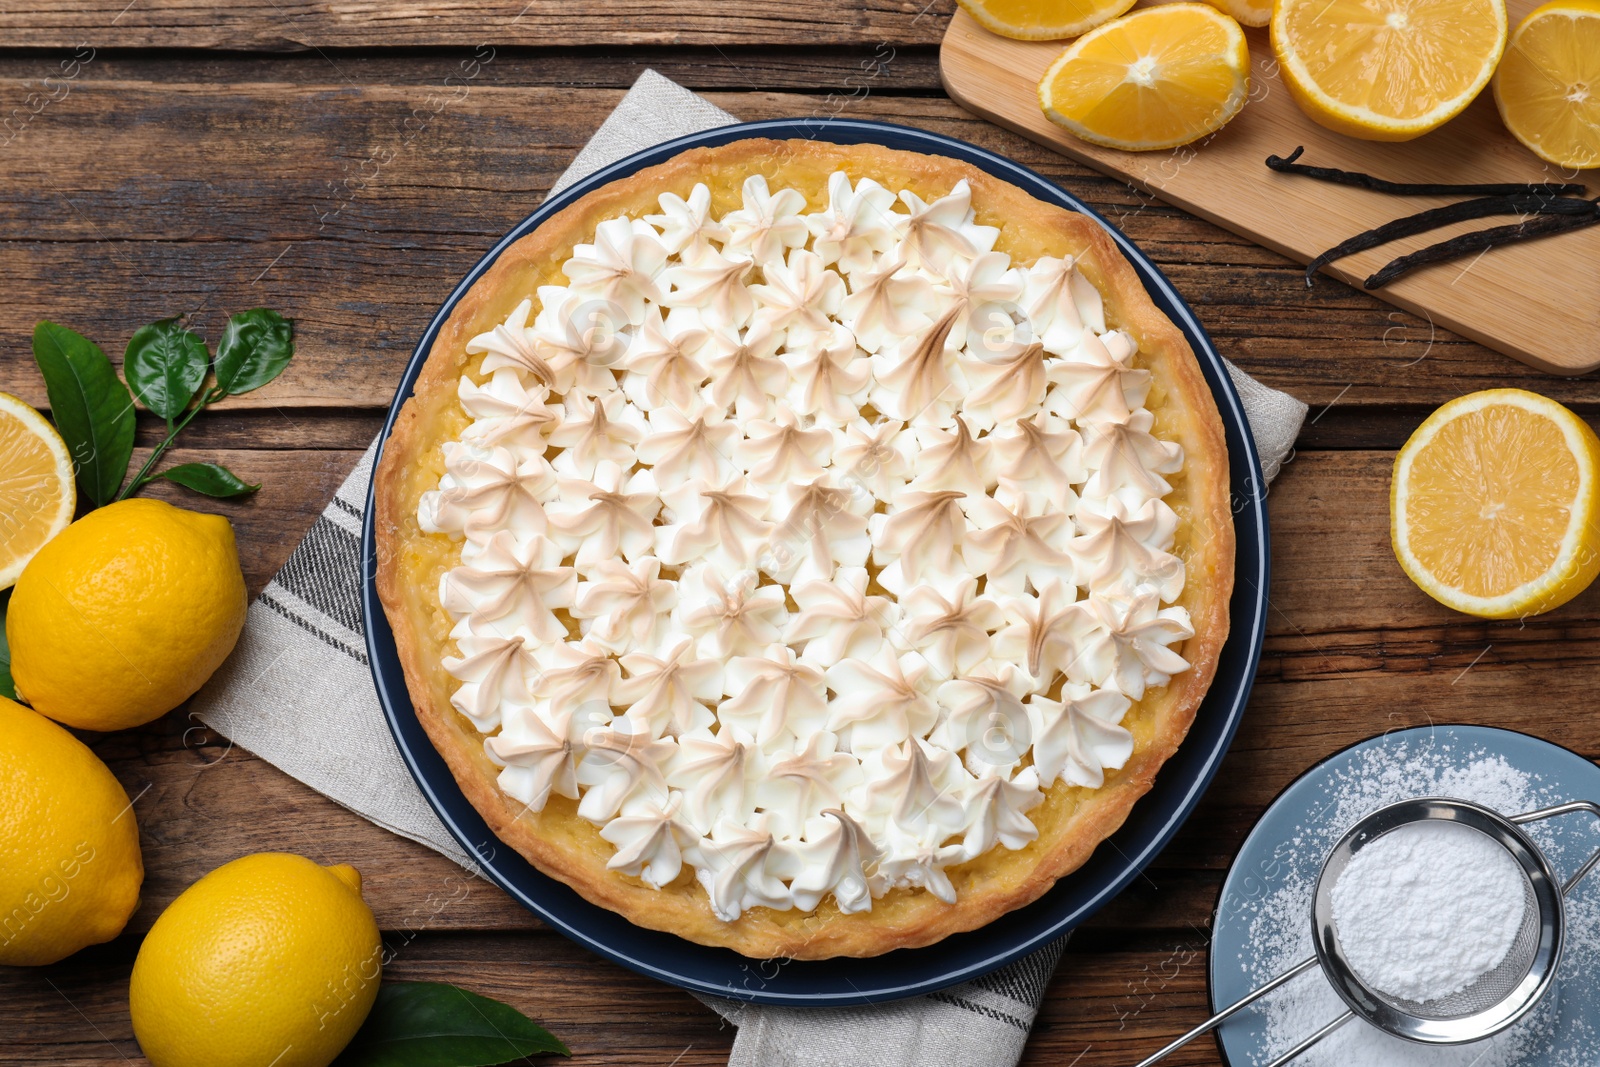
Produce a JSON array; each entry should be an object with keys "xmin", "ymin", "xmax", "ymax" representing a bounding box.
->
[
  {"xmin": 1272, "ymin": 0, "xmax": 1508, "ymax": 141},
  {"xmin": 1494, "ymin": 0, "xmax": 1600, "ymax": 170},
  {"xmin": 1038, "ymin": 4, "xmax": 1251, "ymax": 152},
  {"xmin": 1392, "ymin": 389, "xmax": 1600, "ymax": 619},
  {"xmin": 1202, "ymin": 0, "xmax": 1271, "ymax": 29},
  {"xmin": 955, "ymin": 0, "xmax": 1138, "ymax": 40},
  {"xmin": 0, "ymin": 393, "xmax": 75, "ymax": 590}
]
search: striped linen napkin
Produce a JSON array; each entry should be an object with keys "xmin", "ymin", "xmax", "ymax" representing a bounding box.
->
[{"xmin": 191, "ymin": 69, "xmax": 1307, "ymax": 1067}]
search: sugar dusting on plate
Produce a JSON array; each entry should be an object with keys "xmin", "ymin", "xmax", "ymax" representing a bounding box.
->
[{"xmin": 1236, "ymin": 740, "xmax": 1600, "ymax": 1067}]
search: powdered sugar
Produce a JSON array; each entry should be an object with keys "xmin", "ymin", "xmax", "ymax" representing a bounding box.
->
[
  {"xmin": 1331, "ymin": 819, "xmax": 1527, "ymax": 1003},
  {"xmin": 1229, "ymin": 737, "xmax": 1600, "ymax": 1067}
]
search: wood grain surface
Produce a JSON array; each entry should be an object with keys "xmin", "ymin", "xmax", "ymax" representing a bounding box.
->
[
  {"xmin": 941, "ymin": 3, "xmax": 1600, "ymax": 375},
  {"xmin": 1, "ymin": 5, "xmax": 1598, "ymax": 1065}
]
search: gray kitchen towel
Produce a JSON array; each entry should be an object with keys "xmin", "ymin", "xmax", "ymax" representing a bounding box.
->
[{"xmin": 191, "ymin": 68, "xmax": 1308, "ymax": 1067}]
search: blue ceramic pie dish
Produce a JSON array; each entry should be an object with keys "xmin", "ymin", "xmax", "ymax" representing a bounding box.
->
[{"xmin": 361, "ymin": 117, "xmax": 1270, "ymax": 1006}]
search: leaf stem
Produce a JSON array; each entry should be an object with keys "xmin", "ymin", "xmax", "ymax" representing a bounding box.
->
[{"xmin": 117, "ymin": 385, "xmax": 223, "ymax": 501}]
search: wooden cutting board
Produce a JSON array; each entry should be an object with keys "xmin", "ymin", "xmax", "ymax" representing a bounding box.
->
[{"xmin": 940, "ymin": 4, "xmax": 1600, "ymax": 375}]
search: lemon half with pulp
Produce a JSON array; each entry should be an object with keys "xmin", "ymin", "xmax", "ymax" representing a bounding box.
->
[
  {"xmin": 1038, "ymin": 3, "xmax": 1251, "ymax": 152},
  {"xmin": 1494, "ymin": 0, "xmax": 1600, "ymax": 169},
  {"xmin": 0, "ymin": 392, "xmax": 75, "ymax": 590},
  {"xmin": 956, "ymin": 0, "xmax": 1137, "ymax": 40},
  {"xmin": 1272, "ymin": 0, "xmax": 1508, "ymax": 140},
  {"xmin": 1392, "ymin": 388, "xmax": 1600, "ymax": 618}
]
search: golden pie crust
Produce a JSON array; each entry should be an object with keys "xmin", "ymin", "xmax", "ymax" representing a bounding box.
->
[{"xmin": 374, "ymin": 137, "xmax": 1234, "ymax": 960}]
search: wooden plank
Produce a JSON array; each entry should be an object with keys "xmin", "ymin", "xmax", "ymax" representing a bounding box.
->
[
  {"xmin": 133, "ymin": 409, "xmax": 385, "ymax": 451},
  {"xmin": 127, "ymin": 447, "xmax": 364, "ymax": 593},
  {"xmin": 0, "ymin": 0, "xmax": 955, "ymax": 49},
  {"xmin": 3, "ymin": 81, "xmax": 1598, "ymax": 415},
  {"xmin": 0, "ymin": 928, "xmax": 1247, "ymax": 1066},
  {"xmin": 940, "ymin": 5, "xmax": 1600, "ymax": 376},
  {"xmin": 0, "ymin": 47, "xmax": 945, "ymax": 92}
]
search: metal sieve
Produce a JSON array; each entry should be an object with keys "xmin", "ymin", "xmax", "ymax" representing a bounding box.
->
[{"xmin": 1132, "ymin": 797, "xmax": 1600, "ymax": 1067}]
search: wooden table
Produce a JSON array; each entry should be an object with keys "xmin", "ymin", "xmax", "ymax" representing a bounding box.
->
[{"xmin": 4, "ymin": 4, "xmax": 1599, "ymax": 1064}]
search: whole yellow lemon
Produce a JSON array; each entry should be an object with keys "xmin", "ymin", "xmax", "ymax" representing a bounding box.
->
[
  {"xmin": 0, "ymin": 696, "xmax": 144, "ymax": 965},
  {"xmin": 7, "ymin": 498, "xmax": 247, "ymax": 731},
  {"xmin": 130, "ymin": 853, "xmax": 382, "ymax": 1067}
]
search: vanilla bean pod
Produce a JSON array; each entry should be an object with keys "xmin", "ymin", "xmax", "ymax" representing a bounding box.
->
[
  {"xmin": 1365, "ymin": 206, "xmax": 1600, "ymax": 289},
  {"xmin": 1267, "ymin": 146, "xmax": 1586, "ymax": 197},
  {"xmin": 1304, "ymin": 194, "xmax": 1600, "ymax": 285}
]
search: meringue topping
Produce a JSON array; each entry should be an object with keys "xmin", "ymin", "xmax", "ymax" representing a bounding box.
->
[
  {"xmin": 786, "ymin": 566, "xmax": 896, "ymax": 666},
  {"xmin": 440, "ymin": 531, "xmax": 575, "ymax": 643},
  {"xmin": 571, "ymin": 556, "xmax": 677, "ymax": 654},
  {"xmin": 690, "ymin": 817, "xmax": 794, "ymax": 920},
  {"xmin": 669, "ymin": 726, "xmax": 755, "ymax": 833},
  {"xmin": 1022, "ymin": 255, "xmax": 1105, "ymax": 354},
  {"xmin": 704, "ymin": 325, "xmax": 789, "ymax": 419},
  {"xmin": 674, "ymin": 564, "xmax": 788, "ymax": 659},
  {"xmin": 457, "ymin": 368, "xmax": 557, "ymax": 448},
  {"xmin": 655, "ymin": 474, "xmax": 773, "ymax": 573},
  {"xmin": 824, "ymin": 646, "xmax": 940, "ymax": 752},
  {"xmin": 645, "ymin": 183, "xmax": 730, "ymax": 259},
  {"xmin": 530, "ymin": 285, "xmax": 630, "ymax": 394},
  {"xmin": 420, "ymin": 169, "xmax": 1199, "ymax": 921},
  {"xmin": 755, "ymin": 732, "xmax": 862, "ymax": 839},
  {"xmin": 963, "ymin": 338, "xmax": 1049, "ymax": 430},
  {"xmin": 563, "ymin": 217, "xmax": 667, "ymax": 326},
  {"xmin": 962, "ymin": 488, "xmax": 1074, "ymax": 596},
  {"xmin": 896, "ymin": 180, "xmax": 999, "ymax": 275},
  {"xmin": 659, "ymin": 247, "xmax": 755, "ymax": 327},
  {"xmin": 806, "ymin": 172, "xmax": 902, "ymax": 275},
  {"xmin": 1080, "ymin": 407, "xmax": 1184, "ymax": 501},
  {"xmin": 790, "ymin": 808, "xmax": 881, "ymax": 912},
  {"xmin": 906, "ymin": 415, "xmax": 992, "ymax": 500},
  {"xmin": 1026, "ymin": 685, "xmax": 1134, "ymax": 789},
  {"xmin": 442, "ymin": 626, "xmax": 539, "ymax": 732},
  {"xmin": 543, "ymin": 460, "xmax": 661, "ymax": 570},
  {"xmin": 872, "ymin": 305, "xmax": 964, "ymax": 425},
  {"xmin": 869, "ymin": 489, "xmax": 970, "ymax": 593},
  {"xmin": 615, "ymin": 636, "xmax": 721, "ymax": 738},
  {"xmin": 766, "ymin": 480, "xmax": 870, "ymax": 585},
  {"xmin": 896, "ymin": 577, "xmax": 1003, "ymax": 680},
  {"xmin": 623, "ymin": 309, "xmax": 712, "ymax": 411},
  {"xmin": 720, "ymin": 644, "xmax": 829, "ymax": 749},
  {"xmin": 722, "ymin": 175, "xmax": 808, "ymax": 265},
  {"xmin": 467, "ymin": 298, "xmax": 556, "ymax": 387},
  {"xmin": 750, "ymin": 249, "xmax": 845, "ymax": 347},
  {"xmin": 1068, "ymin": 495, "xmax": 1185, "ymax": 601},
  {"xmin": 840, "ymin": 256, "xmax": 936, "ymax": 354},
  {"xmin": 783, "ymin": 325, "xmax": 871, "ymax": 424},
  {"xmin": 548, "ymin": 391, "xmax": 648, "ymax": 479},
  {"xmin": 487, "ymin": 702, "xmax": 580, "ymax": 811},
  {"xmin": 600, "ymin": 794, "xmax": 700, "ymax": 888},
  {"xmin": 421, "ymin": 443, "xmax": 556, "ymax": 537}
]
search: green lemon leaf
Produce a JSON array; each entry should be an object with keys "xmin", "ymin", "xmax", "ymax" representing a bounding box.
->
[
  {"xmin": 333, "ymin": 982, "xmax": 569, "ymax": 1067},
  {"xmin": 0, "ymin": 591, "xmax": 14, "ymax": 701},
  {"xmin": 154, "ymin": 462, "xmax": 260, "ymax": 498},
  {"xmin": 32, "ymin": 321, "xmax": 136, "ymax": 508},
  {"xmin": 213, "ymin": 308, "xmax": 294, "ymax": 397},
  {"xmin": 124, "ymin": 318, "xmax": 209, "ymax": 421}
]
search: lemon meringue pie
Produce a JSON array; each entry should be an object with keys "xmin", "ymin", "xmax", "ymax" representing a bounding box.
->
[{"xmin": 375, "ymin": 138, "xmax": 1233, "ymax": 959}]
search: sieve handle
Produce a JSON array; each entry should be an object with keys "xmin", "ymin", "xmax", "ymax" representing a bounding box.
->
[
  {"xmin": 1129, "ymin": 955, "xmax": 1320, "ymax": 1067},
  {"xmin": 1510, "ymin": 800, "xmax": 1600, "ymax": 894},
  {"xmin": 1261, "ymin": 1010, "xmax": 1354, "ymax": 1067}
]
